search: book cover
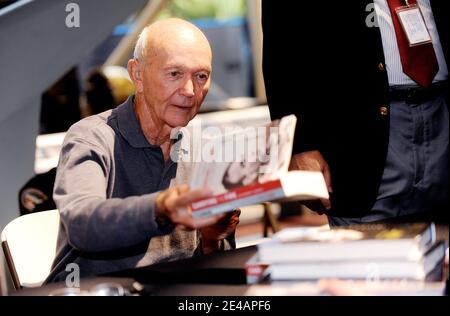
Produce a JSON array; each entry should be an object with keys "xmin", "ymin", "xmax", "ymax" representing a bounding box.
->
[
  {"xmin": 190, "ymin": 171, "xmax": 328, "ymax": 218},
  {"xmin": 245, "ymin": 254, "xmax": 270, "ymax": 284},
  {"xmin": 268, "ymin": 240, "xmax": 446, "ymax": 281},
  {"xmin": 171, "ymin": 114, "xmax": 328, "ymax": 218}
]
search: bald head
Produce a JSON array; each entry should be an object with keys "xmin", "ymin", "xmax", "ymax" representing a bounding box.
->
[{"xmin": 134, "ymin": 18, "xmax": 212, "ymax": 63}]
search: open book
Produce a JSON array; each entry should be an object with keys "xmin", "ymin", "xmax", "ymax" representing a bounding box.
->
[{"xmin": 172, "ymin": 114, "xmax": 328, "ymax": 218}]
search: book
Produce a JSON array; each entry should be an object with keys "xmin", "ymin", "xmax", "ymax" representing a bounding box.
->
[
  {"xmin": 245, "ymin": 254, "xmax": 270, "ymax": 284},
  {"xmin": 191, "ymin": 170, "xmax": 329, "ymax": 218},
  {"xmin": 268, "ymin": 240, "xmax": 446, "ymax": 281},
  {"xmin": 257, "ymin": 223, "xmax": 437, "ymax": 263},
  {"xmin": 172, "ymin": 114, "xmax": 329, "ymax": 218}
]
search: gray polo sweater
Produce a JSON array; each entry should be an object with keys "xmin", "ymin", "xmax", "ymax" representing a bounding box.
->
[{"xmin": 46, "ymin": 97, "xmax": 202, "ymax": 283}]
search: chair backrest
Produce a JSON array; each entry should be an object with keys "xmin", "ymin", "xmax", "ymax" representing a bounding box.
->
[{"xmin": 1, "ymin": 209, "xmax": 60, "ymax": 289}]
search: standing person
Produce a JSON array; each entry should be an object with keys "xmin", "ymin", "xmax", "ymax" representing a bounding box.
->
[
  {"xmin": 262, "ymin": 1, "xmax": 449, "ymax": 226},
  {"xmin": 46, "ymin": 18, "xmax": 240, "ymax": 283}
]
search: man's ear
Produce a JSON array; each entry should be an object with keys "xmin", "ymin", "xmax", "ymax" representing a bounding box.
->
[{"xmin": 127, "ymin": 59, "xmax": 144, "ymax": 93}]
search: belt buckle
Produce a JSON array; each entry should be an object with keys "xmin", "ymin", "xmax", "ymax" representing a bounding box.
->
[{"xmin": 405, "ymin": 87, "xmax": 421, "ymax": 104}]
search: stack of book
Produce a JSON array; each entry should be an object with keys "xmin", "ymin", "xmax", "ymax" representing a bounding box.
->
[{"xmin": 253, "ymin": 223, "xmax": 446, "ymax": 281}]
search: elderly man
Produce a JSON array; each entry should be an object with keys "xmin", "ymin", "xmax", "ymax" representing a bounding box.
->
[{"xmin": 46, "ymin": 18, "xmax": 240, "ymax": 283}]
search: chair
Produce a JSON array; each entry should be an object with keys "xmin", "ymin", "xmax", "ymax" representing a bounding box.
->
[{"xmin": 1, "ymin": 209, "xmax": 60, "ymax": 289}]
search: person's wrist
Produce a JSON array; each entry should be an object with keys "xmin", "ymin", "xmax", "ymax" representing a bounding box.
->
[
  {"xmin": 201, "ymin": 239, "xmax": 222, "ymax": 254},
  {"xmin": 154, "ymin": 193, "xmax": 171, "ymax": 228},
  {"xmin": 155, "ymin": 192, "xmax": 165, "ymax": 216},
  {"xmin": 155, "ymin": 213, "xmax": 171, "ymax": 228}
]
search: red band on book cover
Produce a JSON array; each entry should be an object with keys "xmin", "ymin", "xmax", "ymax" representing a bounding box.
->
[{"xmin": 191, "ymin": 179, "xmax": 282, "ymax": 212}]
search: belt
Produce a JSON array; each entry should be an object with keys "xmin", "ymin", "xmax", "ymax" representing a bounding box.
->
[{"xmin": 389, "ymin": 80, "xmax": 448, "ymax": 104}]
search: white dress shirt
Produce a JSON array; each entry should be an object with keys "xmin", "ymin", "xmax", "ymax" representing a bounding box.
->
[{"xmin": 374, "ymin": 0, "xmax": 448, "ymax": 86}]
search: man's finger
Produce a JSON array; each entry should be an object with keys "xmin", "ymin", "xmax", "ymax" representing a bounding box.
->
[
  {"xmin": 178, "ymin": 184, "xmax": 190, "ymax": 194},
  {"xmin": 173, "ymin": 188, "xmax": 213, "ymax": 208},
  {"xmin": 163, "ymin": 188, "xmax": 181, "ymax": 215},
  {"xmin": 320, "ymin": 198, "xmax": 331, "ymax": 211},
  {"xmin": 191, "ymin": 214, "xmax": 223, "ymax": 229},
  {"xmin": 323, "ymin": 165, "xmax": 333, "ymax": 193}
]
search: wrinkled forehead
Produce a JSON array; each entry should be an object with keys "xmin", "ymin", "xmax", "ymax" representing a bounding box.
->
[
  {"xmin": 147, "ymin": 23, "xmax": 211, "ymax": 55},
  {"xmin": 147, "ymin": 37, "xmax": 212, "ymax": 71}
]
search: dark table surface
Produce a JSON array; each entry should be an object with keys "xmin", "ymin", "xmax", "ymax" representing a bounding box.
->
[
  {"xmin": 12, "ymin": 225, "xmax": 449, "ymax": 296},
  {"xmin": 13, "ymin": 246, "xmax": 257, "ymax": 296}
]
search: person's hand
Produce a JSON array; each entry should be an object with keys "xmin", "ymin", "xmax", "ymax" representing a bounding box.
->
[
  {"xmin": 20, "ymin": 187, "xmax": 48, "ymax": 212},
  {"xmin": 154, "ymin": 184, "xmax": 223, "ymax": 230},
  {"xmin": 200, "ymin": 209, "xmax": 241, "ymax": 254},
  {"xmin": 289, "ymin": 150, "xmax": 332, "ymax": 213},
  {"xmin": 445, "ymin": 247, "xmax": 449, "ymax": 268}
]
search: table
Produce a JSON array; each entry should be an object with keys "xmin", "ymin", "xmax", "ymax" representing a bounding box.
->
[{"xmin": 13, "ymin": 224, "xmax": 449, "ymax": 296}]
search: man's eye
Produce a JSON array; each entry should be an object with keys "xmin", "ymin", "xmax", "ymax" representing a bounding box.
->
[
  {"xmin": 170, "ymin": 71, "xmax": 179, "ymax": 77},
  {"xmin": 197, "ymin": 73, "xmax": 209, "ymax": 81}
]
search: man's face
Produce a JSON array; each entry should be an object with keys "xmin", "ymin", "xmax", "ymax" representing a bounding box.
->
[{"xmin": 139, "ymin": 39, "xmax": 211, "ymax": 128}]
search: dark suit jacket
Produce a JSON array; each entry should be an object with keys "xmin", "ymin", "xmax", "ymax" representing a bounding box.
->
[{"xmin": 262, "ymin": 0, "xmax": 449, "ymax": 218}]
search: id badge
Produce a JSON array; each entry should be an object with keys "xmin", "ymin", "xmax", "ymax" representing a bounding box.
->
[{"xmin": 395, "ymin": 4, "xmax": 432, "ymax": 46}]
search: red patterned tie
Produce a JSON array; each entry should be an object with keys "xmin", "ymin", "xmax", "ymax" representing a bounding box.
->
[{"xmin": 386, "ymin": 0, "xmax": 439, "ymax": 87}]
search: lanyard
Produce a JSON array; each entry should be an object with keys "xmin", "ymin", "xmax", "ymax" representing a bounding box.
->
[{"xmin": 404, "ymin": 0, "xmax": 415, "ymax": 7}]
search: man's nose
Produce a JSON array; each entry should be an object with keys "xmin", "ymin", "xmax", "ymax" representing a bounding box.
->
[{"xmin": 180, "ymin": 78, "xmax": 195, "ymax": 97}]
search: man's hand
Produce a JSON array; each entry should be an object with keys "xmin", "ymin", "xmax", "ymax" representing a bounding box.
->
[
  {"xmin": 290, "ymin": 150, "xmax": 332, "ymax": 212},
  {"xmin": 155, "ymin": 184, "xmax": 224, "ymax": 230},
  {"xmin": 200, "ymin": 209, "xmax": 241, "ymax": 254}
]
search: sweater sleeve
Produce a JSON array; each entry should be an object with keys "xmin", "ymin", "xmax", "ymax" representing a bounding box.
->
[{"xmin": 54, "ymin": 129, "xmax": 173, "ymax": 253}]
